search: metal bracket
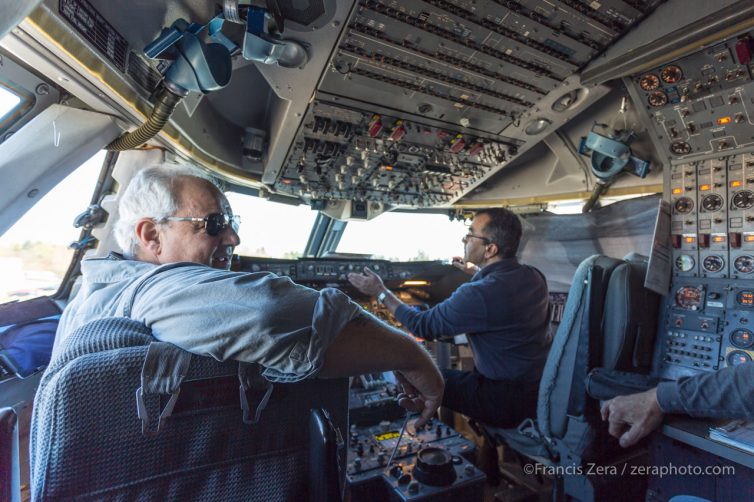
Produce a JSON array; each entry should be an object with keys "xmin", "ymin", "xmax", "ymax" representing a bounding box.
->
[{"xmin": 243, "ymin": 6, "xmax": 308, "ymax": 67}]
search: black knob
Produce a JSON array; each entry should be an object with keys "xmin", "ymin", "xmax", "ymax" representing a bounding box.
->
[
  {"xmin": 413, "ymin": 447, "xmax": 457, "ymax": 486},
  {"xmin": 398, "ymin": 473, "xmax": 412, "ymax": 485}
]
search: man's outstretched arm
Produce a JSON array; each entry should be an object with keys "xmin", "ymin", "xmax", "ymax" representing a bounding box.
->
[
  {"xmin": 319, "ymin": 312, "xmax": 444, "ymax": 428},
  {"xmin": 601, "ymin": 362, "xmax": 754, "ymax": 448}
]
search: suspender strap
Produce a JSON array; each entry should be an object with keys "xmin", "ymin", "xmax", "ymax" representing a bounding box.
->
[
  {"xmin": 238, "ymin": 362, "xmax": 274, "ymax": 424},
  {"xmin": 136, "ymin": 341, "xmax": 192, "ymax": 436}
]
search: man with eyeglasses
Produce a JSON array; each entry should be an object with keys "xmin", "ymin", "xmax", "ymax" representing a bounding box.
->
[
  {"xmin": 51, "ymin": 164, "xmax": 443, "ymax": 428},
  {"xmin": 348, "ymin": 208, "xmax": 549, "ymax": 433}
]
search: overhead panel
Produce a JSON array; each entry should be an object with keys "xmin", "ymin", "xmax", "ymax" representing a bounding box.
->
[{"xmin": 270, "ymin": 0, "xmax": 663, "ymax": 208}]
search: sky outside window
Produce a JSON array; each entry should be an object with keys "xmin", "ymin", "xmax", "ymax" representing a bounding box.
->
[
  {"xmin": 337, "ymin": 212, "xmax": 468, "ymax": 261},
  {"xmin": 0, "ymin": 85, "xmax": 21, "ymax": 118}
]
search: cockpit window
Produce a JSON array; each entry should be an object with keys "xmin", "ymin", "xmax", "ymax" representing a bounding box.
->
[
  {"xmin": 0, "ymin": 84, "xmax": 22, "ymax": 126},
  {"xmin": 337, "ymin": 212, "xmax": 467, "ymax": 261},
  {"xmin": 225, "ymin": 193, "xmax": 318, "ymax": 259},
  {"xmin": 0, "ymin": 151, "xmax": 105, "ymax": 303}
]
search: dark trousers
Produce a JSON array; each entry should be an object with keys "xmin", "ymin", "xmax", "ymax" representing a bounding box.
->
[{"xmin": 440, "ymin": 368, "xmax": 539, "ymax": 428}]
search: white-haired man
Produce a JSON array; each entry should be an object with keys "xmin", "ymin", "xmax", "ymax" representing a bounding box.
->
[{"xmin": 52, "ymin": 164, "xmax": 443, "ymax": 426}]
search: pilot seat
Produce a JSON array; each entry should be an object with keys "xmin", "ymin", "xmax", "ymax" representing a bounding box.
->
[{"xmin": 471, "ymin": 253, "xmax": 661, "ymax": 501}]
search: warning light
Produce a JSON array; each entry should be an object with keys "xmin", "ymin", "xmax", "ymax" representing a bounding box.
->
[
  {"xmin": 712, "ymin": 235, "xmax": 726, "ymax": 243},
  {"xmin": 382, "ymin": 165, "xmax": 393, "ymax": 171},
  {"xmin": 401, "ymin": 280, "xmax": 430, "ymax": 287},
  {"xmin": 672, "ymin": 187, "xmax": 683, "ymax": 195},
  {"xmin": 738, "ymin": 291, "xmax": 754, "ymax": 306},
  {"xmin": 746, "ymin": 234, "xmax": 754, "ymax": 242},
  {"xmin": 717, "ymin": 116, "xmax": 732, "ymax": 125},
  {"xmin": 684, "ymin": 236, "xmax": 696, "ymax": 244},
  {"xmin": 731, "ymin": 180, "xmax": 743, "ymax": 188},
  {"xmin": 699, "ymin": 184, "xmax": 711, "ymax": 191}
]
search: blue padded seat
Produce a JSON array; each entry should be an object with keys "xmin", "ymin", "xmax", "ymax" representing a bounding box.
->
[{"xmin": 31, "ymin": 317, "xmax": 348, "ymax": 501}]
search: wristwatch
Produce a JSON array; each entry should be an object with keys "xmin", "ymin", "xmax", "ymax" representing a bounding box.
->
[{"xmin": 376, "ymin": 290, "xmax": 388, "ymax": 304}]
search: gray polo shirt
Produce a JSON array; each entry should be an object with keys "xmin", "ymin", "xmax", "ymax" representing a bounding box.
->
[{"xmin": 53, "ymin": 254, "xmax": 361, "ymax": 382}]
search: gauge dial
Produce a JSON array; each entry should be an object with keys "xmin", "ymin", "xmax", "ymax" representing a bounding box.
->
[
  {"xmin": 733, "ymin": 190, "xmax": 754, "ymax": 209},
  {"xmin": 701, "ymin": 194, "xmax": 723, "ymax": 212},
  {"xmin": 639, "ymin": 74, "xmax": 660, "ymax": 91},
  {"xmin": 648, "ymin": 91, "xmax": 668, "ymax": 107},
  {"xmin": 737, "ymin": 290, "xmax": 754, "ymax": 306},
  {"xmin": 727, "ymin": 350, "xmax": 752, "ymax": 366},
  {"xmin": 675, "ymin": 285, "xmax": 703, "ymax": 309},
  {"xmin": 703, "ymin": 255, "xmax": 724, "ymax": 273},
  {"xmin": 670, "ymin": 141, "xmax": 691, "ymax": 155},
  {"xmin": 735, "ymin": 255, "xmax": 754, "ymax": 274},
  {"xmin": 731, "ymin": 329, "xmax": 754, "ymax": 349},
  {"xmin": 661, "ymin": 65, "xmax": 683, "ymax": 84},
  {"xmin": 674, "ymin": 197, "xmax": 694, "ymax": 214},
  {"xmin": 675, "ymin": 255, "xmax": 695, "ymax": 272}
]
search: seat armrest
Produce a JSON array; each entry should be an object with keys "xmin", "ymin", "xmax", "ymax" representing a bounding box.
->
[{"xmin": 586, "ymin": 368, "xmax": 657, "ymax": 401}]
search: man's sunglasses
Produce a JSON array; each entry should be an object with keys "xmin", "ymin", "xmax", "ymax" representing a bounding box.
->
[{"xmin": 159, "ymin": 213, "xmax": 241, "ymax": 236}]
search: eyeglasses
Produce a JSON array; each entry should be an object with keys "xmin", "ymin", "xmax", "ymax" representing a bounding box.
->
[
  {"xmin": 462, "ymin": 233, "xmax": 491, "ymax": 245},
  {"xmin": 159, "ymin": 213, "xmax": 241, "ymax": 236}
]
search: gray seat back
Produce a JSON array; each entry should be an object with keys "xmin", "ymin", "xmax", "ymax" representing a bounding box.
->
[
  {"xmin": 30, "ymin": 316, "xmax": 348, "ymax": 501},
  {"xmin": 537, "ymin": 255, "xmax": 622, "ymax": 450},
  {"xmin": 602, "ymin": 254, "xmax": 660, "ymax": 373}
]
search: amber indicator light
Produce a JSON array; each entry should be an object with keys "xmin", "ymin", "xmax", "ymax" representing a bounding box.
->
[
  {"xmin": 731, "ymin": 180, "xmax": 743, "ymax": 188},
  {"xmin": 672, "ymin": 187, "xmax": 683, "ymax": 195},
  {"xmin": 684, "ymin": 236, "xmax": 696, "ymax": 243},
  {"xmin": 717, "ymin": 117, "xmax": 732, "ymax": 125},
  {"xmin": 699, "ymin": 184, "xmax": 712, "ymax": 191},
  {"xmin": 712, "ymin": 235, "xmax": 726, "ymax": 243}
]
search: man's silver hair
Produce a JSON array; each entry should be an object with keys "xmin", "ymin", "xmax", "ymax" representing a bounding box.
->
[{"xmin": 114, "ymin": 164, "xmax": 221, "ymax": 258}]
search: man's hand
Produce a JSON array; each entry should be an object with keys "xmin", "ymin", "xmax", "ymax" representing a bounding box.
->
[
  {"xmin": 320, "ymin": 312, "xmax": 443, "ymax": 429},
  {"xmin": 348, "ymin": 267, "xmax": 387, "ymax": 296},
  {"xmin": 393, "ymin": 368, "xmax": 444, "ymax": 429},
  {"xmin": 601, "ymin": 388, "xmax": 664, "ymax": 448},
  {"xmin": 451, "ymin": 256, "xmax": 479, "ymax": 276}
]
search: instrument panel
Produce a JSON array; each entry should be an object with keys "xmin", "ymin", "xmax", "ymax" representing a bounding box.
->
[
  {"xmin": 655, "ymin": 278, "xmax": 754, "ymax": 380},
  {"xmin": 627, "ymin": 32, "xmax": 754, "ymax": 162},
  {"xmin": 645, "ymin": 28, "xmax": 754, "ymax": 382}
]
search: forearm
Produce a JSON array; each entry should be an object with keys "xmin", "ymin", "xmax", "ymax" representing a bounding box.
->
[
  {"xmin": 656, "ymin": 363, "xmax": 754, "ymax": 419},
  {"xmin": 319, "ymin": 311, "xmax": 435, "ymax": 378}
]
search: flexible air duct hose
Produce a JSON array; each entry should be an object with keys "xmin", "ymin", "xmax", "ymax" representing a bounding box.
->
[{"xmin": 106, "ymin": 86, "xmax": 184, "ymax": 151}]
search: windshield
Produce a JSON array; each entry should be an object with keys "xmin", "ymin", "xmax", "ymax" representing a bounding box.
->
[
  {"xmin": 225, "ymin": 193, "xmax": 318, "ymax": 258},
  {"xmin": 0, "ymin": 152, "xmax": 105, "ymax": 302},
  {"xmin": 336, "ymin": 212, "xmax": 468, "ymax": 261},
  {"xmin": 0, "ymin": 85, "xmax": 21, "ymax": 118}
]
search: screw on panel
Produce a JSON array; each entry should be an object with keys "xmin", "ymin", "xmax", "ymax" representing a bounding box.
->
[{"xmin": 36, "ymin": 84, "xmax": 50, "ymax": 95}]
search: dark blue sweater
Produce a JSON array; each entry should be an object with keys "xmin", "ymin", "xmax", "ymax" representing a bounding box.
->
[{"xmin": 394, "ymin": 258, "xmax": 549, "ymax": 383}]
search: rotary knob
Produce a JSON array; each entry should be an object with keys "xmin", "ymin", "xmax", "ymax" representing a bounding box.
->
[{"xmin": 412, "ymin": 447, "xmax": 457, "ymax": 486}]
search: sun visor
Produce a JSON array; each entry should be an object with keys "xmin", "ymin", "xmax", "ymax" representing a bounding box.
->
[{"xmin": 0, "ymin": 105, "xmax": 121, "ymax": 236}]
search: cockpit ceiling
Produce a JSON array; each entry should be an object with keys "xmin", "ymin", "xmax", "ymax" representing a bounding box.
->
[
  {"xmin": 8, "ymin": 0, "xmax": 664, "ymax": 209},
  {"xmin": 270, "ymin": 0, "xmax": 663, "ymax": 208}
]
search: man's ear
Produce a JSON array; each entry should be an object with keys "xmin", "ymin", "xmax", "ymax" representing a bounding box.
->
[
  {"xmin": 485, "ymin": 242, "xmax": 500, "ymax": 259},
  {"xmin": 134, "ymin": 218, "xmax": 161, "ymax": 258}
]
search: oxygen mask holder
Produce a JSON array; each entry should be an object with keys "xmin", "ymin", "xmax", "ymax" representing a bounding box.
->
[{"xmin": 578, "ymin": 97, "xmax": 651, "ymax": 182}]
